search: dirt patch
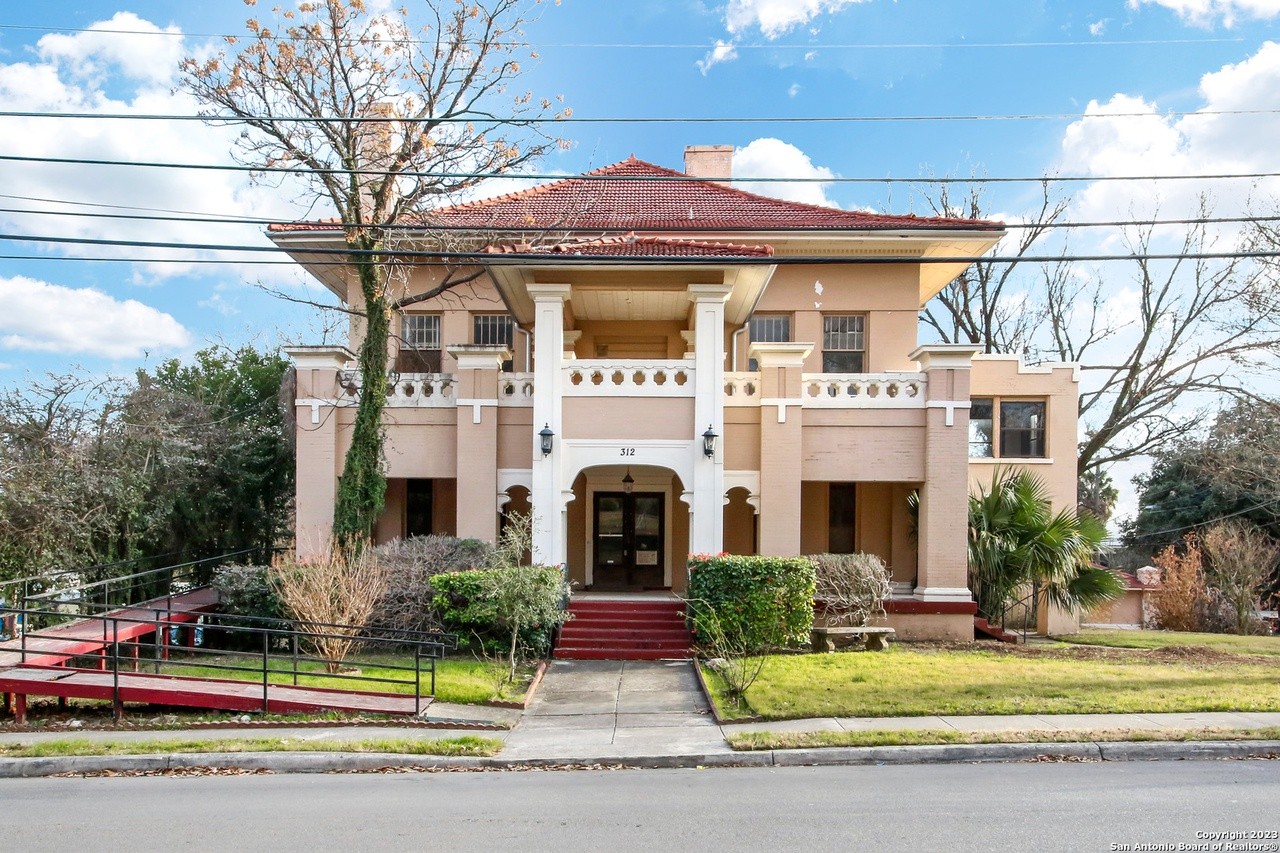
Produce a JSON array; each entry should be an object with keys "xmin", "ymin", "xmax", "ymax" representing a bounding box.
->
[{"xmin": 902, "ymin": 640, "xmax": 1257, "ymax": 666}]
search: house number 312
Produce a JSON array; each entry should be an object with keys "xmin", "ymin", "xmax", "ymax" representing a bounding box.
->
[{"xmin": 619, "ymin": 447, "xmax": 636, "ymax": 456}]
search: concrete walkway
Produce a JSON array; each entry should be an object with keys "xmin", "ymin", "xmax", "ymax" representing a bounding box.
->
[
  {"xmin": 0, "ymin": 659, "xmax": 1277, "ymax": 767},
  {"xmin": 503, "ymin": 660, "xmax": 730, "ymax": 759}
]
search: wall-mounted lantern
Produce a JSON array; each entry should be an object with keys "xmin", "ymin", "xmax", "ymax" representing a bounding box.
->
[
  {"xmin": 539, "ymin": 424, "xmax": 555, "ymax": 457},
  {"xmin": 622, "ymin": 468, "xmax": 634, "ymax": 494},
  {"xmin": 702, "ymin": 425, "xmax": 718, "ymax": 459}
]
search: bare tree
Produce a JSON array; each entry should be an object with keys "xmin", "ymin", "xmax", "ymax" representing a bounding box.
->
[
  {"xmin": 181, "ymin": 0, "xmax": 566, "ymax": 544},
  {"xmin": 1200, "ymin": 520, "xmax": 1279, "ymax": 634},
  {"xmin": 920, "ymin": 180, "xmax": 1069, "ymax": 355},
  {"xmin": 922, "ymin": 187, "xmax": 1280, "ymax": 476}
]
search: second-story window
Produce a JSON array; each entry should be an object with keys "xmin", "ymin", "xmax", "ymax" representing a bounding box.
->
[
  {"xmin": 822, "ymin": 315, "xmax": 866, "ymax": 373},
  {"xmin": 398, "ymin": 314, "xmax": 441, "ymax": 373},
  {"xmin": 473, "ymin": 314, "xmax": 515, "ymax": 371},
  {"xmin": 1000, "ymin": 401, "xmax": 1047, "ymax": 458},
  {"xmin": 969, "ymin": 397, "xmax": 1047, "ymax": 459},
  {"xmin": 748, "ymin": 314, "xmax": 791, "ymax": 371}
]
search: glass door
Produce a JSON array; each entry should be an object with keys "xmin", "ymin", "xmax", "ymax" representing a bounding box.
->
[{"xmin": 592, "ymin": 492, "xmax": 665, "ymax": 589}]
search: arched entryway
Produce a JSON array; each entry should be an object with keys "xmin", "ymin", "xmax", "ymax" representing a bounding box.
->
[{"xmin": 565, "ymin": 465, "xmax": 690, "ymax": 592}]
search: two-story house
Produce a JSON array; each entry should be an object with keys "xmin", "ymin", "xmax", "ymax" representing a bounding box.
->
[{"xmin": 272, "ymin": 145, "xmax": 1080, "ymax": 642}]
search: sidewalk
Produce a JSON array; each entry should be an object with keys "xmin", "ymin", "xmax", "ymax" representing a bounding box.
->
[{"xmin": 0, "ymin": 659, "xmax": 1276, "ymax": 775}]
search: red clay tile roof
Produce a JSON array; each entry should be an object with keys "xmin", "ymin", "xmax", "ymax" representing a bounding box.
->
[
  {"xmin": 482, "ymin": 233, "xmax": 775, "ymax": 259},
  {"xmin": 269, "ymin": 155, "xmax": 1003, "ymax": 234}
]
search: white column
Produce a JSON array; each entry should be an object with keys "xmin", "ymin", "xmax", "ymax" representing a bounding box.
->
[
  {"xmin": 529, "ymin": 284, "xmax": 571, "ymax": 567},
  {"xmin": 688, "ymin": 283, "xmax": 733, "ymax": 554}
]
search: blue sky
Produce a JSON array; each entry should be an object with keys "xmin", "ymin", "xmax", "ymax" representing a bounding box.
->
[{"xmin": 0, "ymin": 0, "xmax": 1278, "ymax": 515}]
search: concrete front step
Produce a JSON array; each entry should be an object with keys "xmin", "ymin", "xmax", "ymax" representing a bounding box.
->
[{"xmin": 566, "ymin": 615, "xmax": 687, "ymax": 628}]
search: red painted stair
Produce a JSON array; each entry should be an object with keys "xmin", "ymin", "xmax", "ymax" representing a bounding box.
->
[
  {"xmin": 553, "ymin": 597, "xmax": 693, "ymax": 661},
  {"xmin": 974, "ymin": 616, "xmax": 1021, "ymax": 644}
]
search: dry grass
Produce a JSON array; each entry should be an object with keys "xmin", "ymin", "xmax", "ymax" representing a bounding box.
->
[
  {"xmin": 726, "ymin": 726, "xmax": 1280, "ymax": 751},
  {"xmin": 0, "ymin": 735, "xmax": 503, "ymax": 759}
]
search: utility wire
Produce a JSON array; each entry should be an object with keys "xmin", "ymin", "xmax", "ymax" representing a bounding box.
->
[
  {"xmin": 0, "ymin": 23, "xmax": 1250, "ymax": 49},
  {"xmin": 4, "ymin": 201, "xmax": 1280, "ymax": 234},
  {"xmin": 1132, "ymin": 494, "xmax": 1280, "ymax": 539},
  {"xmin": 3, "ymin": 152, "xmax": 1280, "ymax": 185},
  {"xmin": 3, "ymin": 108, "xmax": 1279, "ymax": 124},
  {"xmin": 3, "ymin": 230, "xmax": 1280, "ymax": 265}
]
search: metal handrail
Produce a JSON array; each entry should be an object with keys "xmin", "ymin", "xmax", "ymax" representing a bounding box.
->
[{"xmin": 2, "ymin": 603, "xmax": 457, "ymax": 720}]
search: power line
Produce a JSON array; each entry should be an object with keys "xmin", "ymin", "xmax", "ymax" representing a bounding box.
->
[
  {"xmin": 1133, "ymin": 494, "xmax": 1280, "ymax": 539},
  {"xmin": 0, "ymin": 23, "xmax": 1249, "ymax": 50},
  {"xmin": 4, "ymin": 152, "xmax": 1280, "ymax": 185},
  {"xmin": 4, "ymin": 108, "xmax": 1280, "ymax": 124},
  {"xmin": 3, "ymin": 230, "xmax": 1280, "ymax": 266},
  {"xmin": 5, "ymin": 199, "xmax": 1280, "ymax": 234}
]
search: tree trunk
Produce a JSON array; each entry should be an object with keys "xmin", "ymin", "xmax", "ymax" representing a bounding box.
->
[{"xmin": 332, "ymin": 249, "xmax": 390, "ymax": 547}]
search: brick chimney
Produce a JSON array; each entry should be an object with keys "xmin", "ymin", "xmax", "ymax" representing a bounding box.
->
[
  {"xmin": 1135, "ymin": 566, "xmax": 1161, "ymax": 587},
  {"xmin": 684, "ymin": 145, "xmax": 733, "ymax": 187}
]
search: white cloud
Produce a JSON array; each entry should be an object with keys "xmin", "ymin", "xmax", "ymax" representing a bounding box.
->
[
  {"xmin": 696, "ymin": 40, "xmax": 739, "ymax": 75},
  {"xmin": 725, "ymin": 0, "xmax": 869, "ymax": 39},
  {"xmin": 1089, "ymin": 19, "xmax": 1109, "ymax": 35},
  {"xmin": 0, "ymin": 275, "xmax": 190, "ymax": 359},
  {"xmin": 1059, "ymin": 40, "xmax": 1280, "ymax": 240},
  {"xmin": 788, "ymin": 82, "xmax": 802, "ymax": 97},
  {"xmin": 37, "ymin": 12, "xmax": 184, "ymax": 85},
  {"xmin": 1127, "ymin": 0, "xmax": 1280, "ymax": 28},
  {"xmin": 732, "ymin": 138, "xmax": 838, "ymax": 207},
  {"xmin": 0, "ymin": 16, "xmax": 310, "ymax": 285}
]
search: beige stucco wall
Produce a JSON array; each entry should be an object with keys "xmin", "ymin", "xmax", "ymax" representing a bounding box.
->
[
  {"xmin": 1086, "ymin": 589, "xmax": 1145, "ymax": 627},
  {"xmin": 562, "ymin": 398, "xmax": 694, "ymax": 440},
  {"xmin": 968, "ymin": 355, "xmax": 1079, "ymax": 511},
  {"xmin": 969, "ymin": 356, "xmax": 1081, "ymax": 635},
  {"xmin": 740, "ymin": 263, "xmax": 921, "ymax": 372},
  {"xmin": 571, "ymin": 319, "xmax": 688, "ymax": 359}
]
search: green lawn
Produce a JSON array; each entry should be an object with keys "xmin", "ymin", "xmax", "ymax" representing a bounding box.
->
[
  {"xmin": 1058, "ymin": 628, "xmax": 1280, "ymax": 657},
  {"xmin": 0, "ymin": 735, "xmax": 503, "ymax": 759},
  {"xmin": 703, "ymin": 644, "xmax": 1280, "ymax": 721},
  {"xmin": 155, "ymin": 652, "xmax": 532, "ymax": 705}
]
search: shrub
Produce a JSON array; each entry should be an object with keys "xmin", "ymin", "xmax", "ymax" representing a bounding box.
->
[
  {"xmin": 212, "ymin": 563, "xmax": 284, "ymax": 624},
  {"xmin": 1200, "ymin": 520, "xmax": 1280, "ymax": 635},
  {"xmin": 429, "ymin": 565, "xmax": 570, "ymax": 680},
  {"xmin": 269, "ymin": 544, "xmax": 388, "ymax": 673},
  {"xmin": 684, "ymin": 554, "xmax": 816, "ymax": 653},
  {"xmin": 370, "ymin": 535, "xmax": 494, "ymax": 635},
  {"xmin": 1152, "ymin": 537, "xmax": 1209, "ymax": 632},
  {"xmin": 811, "ymin": 552, "xmax": 891, "ymax": 628}
]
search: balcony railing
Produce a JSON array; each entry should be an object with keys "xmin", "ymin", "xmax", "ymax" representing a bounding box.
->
[
  {"xmin": 337, "ymin": 371, "xmax": 536, "ymax": 408},
  {"xmin": 802, "ymin": 373, "xmax": 927, "ymax": 407},
  {"xmin": 721, "ymin": 372, "xmax": 928, "ymax": 409},
  {"xmin": 563, "ymin": 360, "xmax": 696, "ymax": 397}
]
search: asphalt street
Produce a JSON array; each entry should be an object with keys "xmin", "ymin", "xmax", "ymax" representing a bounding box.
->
[{"xmin": 2, "ymin": 760, "xmax": 1276, "ymax": 852}]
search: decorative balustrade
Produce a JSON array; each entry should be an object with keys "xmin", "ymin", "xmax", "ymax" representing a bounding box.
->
[
  {"xmin": 722, "ymin": 373, "xmax": 761, "ymax": 406},
  {"xmin": 800, "ymin": 373, "xmax": 927, "ymax": 407},
  {"xmin": 339, "ymin": 371, "xmax": 456, "ymax": 407},
  {"xmin": 563, "ymin": 360, "xmax": 696, "ymax": 397},
  {"xmin": 498, "ymin": 373, "xmax": 536, "ymax": 406}
]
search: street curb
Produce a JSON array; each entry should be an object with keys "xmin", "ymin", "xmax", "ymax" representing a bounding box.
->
[{"xmin": 0, "ymin": 739, "xmax": 1275, "ymax": 778}]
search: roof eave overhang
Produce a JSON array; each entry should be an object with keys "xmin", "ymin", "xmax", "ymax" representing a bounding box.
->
[{"xmin": 481, "ymin": 257, "xmax": 778, "ymax": 326}]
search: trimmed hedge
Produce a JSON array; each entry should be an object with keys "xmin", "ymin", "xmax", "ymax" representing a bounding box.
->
[
  {"xmin": 429, "ymin": 566, "xmax": 568, "ymax": 658},
  {"xmin": 684, "ymin": 553, "xmax": 816, "ymax": 652}
]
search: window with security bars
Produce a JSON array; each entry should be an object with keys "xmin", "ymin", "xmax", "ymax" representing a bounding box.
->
[
  {"xmin": 822, "ymin": 315, "xmax": 866, "ymax": 373},
  {"xmin": 473, "ymin": 314, "xmax": 515, "ymax": 347},
  {"xmin": 473, "ymin": 314, "xmax": 515, "ymax": 371},
  {"xmin": 748, "ymin": 314, "xmax": 791, "ymax": 371},
  {"xmin": 398, "ymin": 314, "xmax": 441, "ymax": 373}
]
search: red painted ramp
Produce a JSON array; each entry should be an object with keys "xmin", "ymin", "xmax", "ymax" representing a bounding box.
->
[
  {"xmin": 0, "ymin": 665, "xmax": 426, "ymax": 722},
  {"xmin": 0, "ymin": 587, "xmax": 220, "ymax": 669}
]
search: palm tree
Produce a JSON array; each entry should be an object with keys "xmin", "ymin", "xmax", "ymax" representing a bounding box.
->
[
  {"xmin": 969, "ymin": 471, "xmax": 1121, "ymax": 622},
  {"xmin": 1078, "ymin": 468, "xmax": 1120, "ymax": 525}
]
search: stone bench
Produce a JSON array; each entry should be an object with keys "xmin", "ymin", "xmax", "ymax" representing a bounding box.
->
[{"xmin": 811, "ymin": 626, "xmax": 896, "ymax": 653}]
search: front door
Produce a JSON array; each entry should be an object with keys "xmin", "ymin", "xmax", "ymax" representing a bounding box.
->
[{"xmin": 592, "ymin": 492, "xmax": 665, "ymax": 590}]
